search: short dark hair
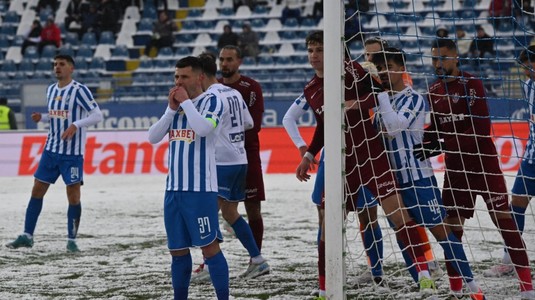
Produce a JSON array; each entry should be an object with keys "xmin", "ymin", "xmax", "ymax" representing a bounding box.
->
[
  {"xmin": 198, "ymin": 52, "xmax": 218, "ymax": 77},
  {"xmin": 54, "ymin": 54, "xmax": 75, "ymax": 66},
  {"xmin": 519, "ymin": 45, "xmax": 535, "ymax": 64},
  {"xmin": 431, "ymin": 38, "xmax": 457, "ymax": 52},
  {"xmin": 175, "ymin": 56, "xmax": 203, "ymax": 72},
  {"xmin": 306, "ymin": 30, "xmax": 323, "ymax": 47},
  {"xmin": 371, "ymin": 47, "xmax": 406, "ymax": 67},
  {"xmin": 221, "ymin": 45, "xmax": 243, "ymax": 59},
  {"xmin": 364, "ymin": 36, "xmax": 389, "ymax": 49}
]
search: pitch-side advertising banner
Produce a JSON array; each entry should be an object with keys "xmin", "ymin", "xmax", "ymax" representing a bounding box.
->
[{"xmin": 0, "ymin": 123, "xmax": 528, "ymax": 177}]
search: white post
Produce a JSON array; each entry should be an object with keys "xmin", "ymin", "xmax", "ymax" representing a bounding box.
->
[{"xmin": 323, "ymin": 1, "xmax": 346, "ymax": 299}]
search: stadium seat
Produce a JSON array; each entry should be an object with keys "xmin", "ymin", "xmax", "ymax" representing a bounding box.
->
[
  {"xmin": 2, "ymin": 59, "xmax": 17, "ymax": 77},
  {"xmin": 292, "ymin": 55, "xmax": 308, "ymax": 65},
  {"xmin": 35, "ymin": 58, "xmax": 52, "ymax": 77},
  {"xmin": 3, "ymin": 11, "xmax": 20, "ymax": 24},
  {"xmin": 278, "ymin": 43, "xmax": 295, "ymax": 55},
  {"xmin": 283, "ymin": 18, "xmax": 299, "ymax": 28},
  {"xmin": 253, "ymin": 5, "xmax": 268, "ymax": 15},
  {"xmin": 265, "ymin": 18, "xmax": 283, "ymax": 31},
  {"xmin": 124, "ymin": 6, "xmax": 141, "ymax": 21},
  {"xmin": 235, "ymin": 5, "xmax": 252, "ymax": 19},
  {"xmin": 41, "ymin": 45, "xmax": 57, "ymax": 60},
  {"xmin": 242, "ymin": 56, "xmax": 256, "ymax": 66},
  {"xmin": 175, "ymin": 47, "xmax": 191, "ymax": 56},
  {"xmin": 300, "ymin": 18, "xmax": 317, "ymax": 28},
  {"xmin": 138, "ymin": 58, "xmax": 153, "ymax": 70},
  {"xmin": 196, "ymin": 20, "xmax": 215, "ymax": 30},
  {"xmin": 0, "ymin": 25, "xmax": 16, "ymax": 36},
  {"xmin": 250, "ymin": 18, "xmax": 266, "ymax": 30},
  {"xmin": 202, "ymin": 8, "xmax": 218, "ymax": 19},
  {"xmin": 74, "ymin": 57, "xmax": 88, "ymax": 72},
  {"xmin": 89, "ymin": 57, "xmax": 106, "ymax": 72},
  {"xmin": 280, "ymin": 31, "xmax": 297, "ymax": 41},
  {"xmin": 23, "ymin": 45, "xmax": 39, "ymax": 62},
  {"xmin": 58, "ymin": 45, "xmax": 75, "ymax": 58},
  {"xmin": 219, "ymin": 7, "xmax": 235, "ymax": 17},
  {"xmin": 275, "ymin": 56, "xmax": 291, "ymax": 66},
  {"xmin": 99, "ymin": 31, "xmax": 115, "ymax": 45},
  {"xmin": 63, "ymin": 32, "xmax": 80, "ymax": 47},
  {"xmin": 0, "ymin": 33, "xmax": 9, "ymax": 48},
  {"xmin": 263, "ymin": 31, "xmax": 281, "ymax": 44},
  {"xmin": 258, "ymin": 56, "xmax": 274, "ymax": 65},
  {"xmin": 18, "ymin": 58, "xmax": 35, "ymax": 78},
  {"xmin": 137, "ymin": 18, "xmax": 153, "ymax": 33},
  {"xmin": 76, "ymin": 45, "xmax": 94, "ymax": 62},
  {"xmin": 81, "ymin": 32, "xmax": 97, "ymax": 47},
  {"xmin": 176, "ymin": 33, "xmax": 195, "ymax": 44},
  {"xmin": 188, "ymin": 8, "xmax": 203, "ymax": 18},
  {"xmin": 181, "ymin": 20, "xmax": 197, "ymax": 32},
  {"xmin": 111, "ymin": 45, "xmax": 129, "ymax": 59},
  {"xmin": 142, "ymin": 6, "xmax": 157, "ymax": 19}
]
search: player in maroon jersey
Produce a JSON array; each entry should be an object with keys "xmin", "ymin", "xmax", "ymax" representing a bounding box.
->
[
  {"xmin": 296, "ymin": 30, "xmax": 434, "ymax": 298},
  {"xmin": 415, "ymin": 38, "xmax": 534, "ymax": 299}
]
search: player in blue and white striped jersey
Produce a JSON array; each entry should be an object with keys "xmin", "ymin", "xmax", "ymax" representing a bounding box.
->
[
  {"xmin": 487, "ymin": 45, "xmax": 535, "ymax": 278},
  {"xmin": 5, "ymin": 54, "xmax": 103, "ymax": 253},
  {"xmin": 372, "ymin": 48, "xmax": 485, "ymax": 298},
  {"xmin": 148, "ymin": 56, "xmax": 229, "ymax": 300},
  {"xmin": 189, "ymin": 53, "xmax": 270, "ymax": 281}
]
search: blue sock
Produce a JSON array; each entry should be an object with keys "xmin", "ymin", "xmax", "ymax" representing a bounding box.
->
[
  {"xmin": 363, "ymin": 224, "xmax": 383, "ymax": 277},
  {"xmin": 67, "ymin": 203, "xmax": 82, "ymax": 239},
  {"xmin": 205, "ymin": 251, "xmax": 229, "ymax": 300},
  {"xmin": 24, "ymin": 197, "xmax": 43, "ymax": 235},
  {"xmin": 317, "ymin": 226, "xmax": 322, "ymax": 248},
  {"xmin": 511, "ymin": 205, "xmax": 527, "ymax": 234},
  {"xmin": 231, "ymin": 216, "xmax": 261, "ymax": 258},
  {"xmin": 388, "ymin": 219, "xmax": 418, "ymax": 282},
  {"xmin": 171, "ymin": 253, "xmax": 192, "ymax": 300},
  {"xmin": 439, "ymin": 232, "xmax": 474, "ymax": 282}
]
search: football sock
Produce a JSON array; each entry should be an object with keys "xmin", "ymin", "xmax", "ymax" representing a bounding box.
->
[
  {"xmin": 511, "ymin": 205, "xmax": 527, "ymax": 234},
  {"xmin": 446, "ymin": 229, "xmax": 464, "ymax": 292},
  {"xmin": 231, "ymin": 216, "xmax": 261, "ymax": 258},
  {"xmin": 387, "ymin": 219, "xmax": 418, "ymax": 282},
  {"xmin": 362, "ymin": 223, "xmax": 383, "ymax": 277},
  {"xmin": 319, "ymin": 240, "xmax": 325, "ymax": 291},
  {"xmin": 248, "ymin": 218, "xmax": 264, "ymax": 251},
  {"xmin": 67, "ymin": 203, "xmax": 81, "ymax": 239},
  {"xmin": 496, "ymin": 217, "xmax": 532, "ymax": 292},
  {"xmin": 171, "ymin": 253, "xmax": 192, "ymax": 300},
  {"xmin": 395, "ymin": 220, "xmax": 428, "ymax": 273},
  {"xmin": 417, "ymin": 226, "xmax": 435, "ymax": 262},
  {"xmin": 206, "ymin": 251, "xmax": 229, "ymax": 299},
  {"xmin": 439, "ymin": 232, "xmax": 474, "ymax": 282},
  {"xmin": 24, "ymin": 197, "xmax": 43, "ymax": 236}
]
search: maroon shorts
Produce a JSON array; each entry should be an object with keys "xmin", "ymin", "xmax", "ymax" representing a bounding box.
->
[
  {"xmin": 344, "ymin": 151, "xmax": 397, "ymax": 211},
  {"xmin": 245, "ymin": 151, "xmax": 265, "ymax": 202},
  {"xmin": 442, "ymin": 170, "xmax": 509, "ymax": 219}
]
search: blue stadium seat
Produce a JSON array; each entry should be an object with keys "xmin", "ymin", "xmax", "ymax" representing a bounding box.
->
[
  {"xmin": 137, "ymin": 18, "xmax": 153, "ymax": 32},
  {"xmin": 0, "ymin": 33, "xmax": 10, "ymax": 48},
  {"xmin": 111, "ymin": 45, "xmax": 129, "ymax": 58},
  {"xmin": 99, "ymin": 31, "xmax": 115, "ymax": 45},
  {"xmin": 142, "ymin": 6, "xmax": 157, "ymax": 19},
  {"xmin": 242, "ymin": 56, "xmax": 256, "ymax": 66},
  {"xmin": 0, "ymin": 25, "xmax": 16, "ymax": 36},
  {"xmin": 181, "ymin": 20, "xmax": 197, "ymax": 31},
  {"xmin": 3, "ymin": 11, "xmax": 20, "ymax": 24},
  {"xmin": 250, "ymin": 18, "xmax": 266, "ymax": 29},
  {"xmin": 188, "ymin": 9, "xmax": 202, "ymax": 18},
  {"xmin": 35, "ymin": 58, "xmax": 52, "ymax": 77},
  {"xmin": 81, "ymin": 32, "xmax": 97, "ymax": 47},
  {"xmin": 196, "ymin": 20, "xmax": 215, "ymax": 30},
  {"xmin": 77, "ymin": 45, "xmax": 94, "ymax": 61},
  {"xmin": 89, "ymin": 57, "xmax": 106, "ymax": 71},
  {"xmin": 175, "ymin": 47, "xmax": 191, "ymax": 56},
  {"xmin": 74, "ymin": 57, "xmax": 88, "ymax": 72},
  {"xmin": 292, "ymin": 55, "xmax": 308, "ymax": 65},
  {"xmin": 63, "ymin": 32, "xmax": 79, "ymax": 47},
  {"xmin": 219, "ymin": 7, "xmax": 234, "ymax": 17},
  {"xmin": 58, "ymin": 44, "xmax": 75, "ymax": 57},
  {"xmin": 176, "ymin": 33, "xmax": 195, "ymax": 44},
  {"xmin": 158, "ymin": 46, "xmax": 173, "ymax": 57},
  {"xmin": 138, "ymin": 59, "xmax": 153, "ymax": 69},
  {"xmin": 253, "ymin": 5, "xmax": 268, "ymax": 15},
  {"xmin": 24, "ymin": 46, "xmax": 40, "ymax": 62},
  {"xmin": 41, "ymin": 45, "xmax": 57, "ymax": 60},
  {"xmin": 18, "ymin": 58, "xmax": 35, "ymax": 78},
  {"xmin": 283, "ymin": 18, "xmax": 299, "ymax": 28},
  {"xmin": 280, "ymin": 31, "xmax": 297, "ymax": 40},
  {"xmin": 275, "ymin": 56, "xmax": 291, "ymax": 65},
  {"xmin": 459, "ymin": 10, "xmax": 477, "ymax": 19},
  {"xmin": 154, "ymin": 59, "xmax": 171, "ymax": 69},
  {"xmin": 2, "ymin": 59, "xmax": 17, "ymax": 77},
  {"xmin": 300, "ymin": 18, "xmax": 317, "ymax": 28},
  {"xmin": 258, "ymin": 56, "xmax": 274, "ymax": 65}
]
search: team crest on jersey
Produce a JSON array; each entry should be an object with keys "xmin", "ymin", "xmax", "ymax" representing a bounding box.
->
[
  {"xmin": 451, "ymin": 93, "xmax": 460, "ymax": 103},
  {"xmin": 169, "ymin": 129, "xmax": 196, "ymax": 143},
  {"xmin": 55, "ymin": 95, "xmax": 62, "ymax": 101},
  {"xmin": 49, "ymin": 110, "xmax": 69, "ymax": 119}
]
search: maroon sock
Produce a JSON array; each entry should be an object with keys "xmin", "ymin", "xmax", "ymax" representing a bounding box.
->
[
  {"xmin": 396, "ymin": 220, "xmax": 428, "ymax": 273},
  {"xmin": 248, "ymin": 218, "xmax": 264, "ymax": 251},
  {"xmin": 319, "ymin": 240, "xmax": 325, "ymax": 290},
  {"xmin": 497, "ymin": 218, "xmax": 532, "ymax": 291}
]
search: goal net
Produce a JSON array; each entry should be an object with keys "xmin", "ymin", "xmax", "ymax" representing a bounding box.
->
[{"xmin": 324, "ymin": 0, "xmax": 535, "ymax": 299}]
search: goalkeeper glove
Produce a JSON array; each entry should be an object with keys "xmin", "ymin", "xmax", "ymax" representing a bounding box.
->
[{"xmin": 413, "ymin": 140, "xmax": 444, "ymax": 161}]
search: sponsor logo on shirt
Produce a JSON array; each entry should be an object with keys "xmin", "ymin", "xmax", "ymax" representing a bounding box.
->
[
  {"xmin": 169, "ymin": 129, "xmax": 196, "ymax": 143},
  {"xmin": 439, "ymin": 114, "xmax": 465, "ymax": 125},
  {"xmin": 229, "ymin": 131, "xmax": 244, "ymax": 143},
  {"xmin": 49, "ymin": 110, "xmax": 69, "ymax": 119}
]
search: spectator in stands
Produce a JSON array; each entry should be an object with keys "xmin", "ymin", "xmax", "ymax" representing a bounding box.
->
[
  {"xmin": 65, "ymin": 0, "xmax": 87, "ymax": 33},
  {"xmin": 145, "ymin": 11, "xmax": 177, "ymax": 57},
  {"xmin": 0, "ymin": 97, "xmax": 18, "ymax": 130},
  {"xmin": 312, "ymin": 0, "xmax": 323, "ymax": 20},
  {"xmin": 436, "ymin": 26, "xmax": 449, "ymax": 38},
  {"xmin": 455, "ymin": 27, "xmax": 471, "ymax": 58},
  {"xmin": 35, "ymin": 0, "xmax": 59, "ymax": 13},
  {"xmin": 97, "ymin": 0, "xmax": 121, "ymax": 34},
  {"xmin": 38, "ymin": 16, "xmax": 61, "ymax": 54},
  {"xmin": 469, "ymin": 26, "xmax": 495, "ymax": 59},
  {"xmin": 217, "ymin": 24, "xmax": 239, "ymax": 50},
  {"xmin": 281, "ymin": 0, "xmax": 301, "ymax": 25},
  {"xmin": 21, "ymin": 20, "xmax": 43, "ymax": 55},
  {"xmin": 81, "ymin": 3, "xmax": 99, "ymax": 37},
  {"xmin": 238, "ymin": 23, "xmax": 260, "ymax": 59}
]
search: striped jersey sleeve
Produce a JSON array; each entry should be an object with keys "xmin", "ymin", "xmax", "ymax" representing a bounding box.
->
[
  {"xmin": 166, "ymin": 92, "xmax": 224, "ymax": 192},
  {"xmin": 523, "ymin": 78, "xmax": 535, "ymax": 163},
  {"xmin": 44, "ymin": 80, "xmax": 98, "ymax": 155}
]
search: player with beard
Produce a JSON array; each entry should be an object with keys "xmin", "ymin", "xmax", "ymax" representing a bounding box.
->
[{"xmin": 414, "ymin": 38, "xmax": 535, "ymax": 299}]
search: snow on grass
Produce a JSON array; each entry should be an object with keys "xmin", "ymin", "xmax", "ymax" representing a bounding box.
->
[{"xmin": 0, "ymin": 173, "xmax": 533, "ymax": 299}]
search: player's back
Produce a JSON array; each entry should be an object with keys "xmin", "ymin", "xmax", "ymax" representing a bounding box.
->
[{"xmin": 207, "ymin": 83, "xmax": 251, "ymax": 166}]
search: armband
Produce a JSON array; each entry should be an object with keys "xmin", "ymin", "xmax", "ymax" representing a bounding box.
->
[{"xmin": 304, "ymin": 152, "xmax": 315, "ymax": 161}]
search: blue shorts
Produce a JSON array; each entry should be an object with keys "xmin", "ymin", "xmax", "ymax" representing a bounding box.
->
[
  {"xmin": 34, "ymin": 150, "xmax": 84, "ymax": 185},
  {"xmin": 512, "ymin": 159, "xmax": 535, "ymax": 197},
  {"xmin": 314, "ymin": 151, "xmax": 379, "ymax": 209},
  {"xmin": 217, "ymin": 164, "xmax": 247, "ymax": 202},
  {"xmin": 399, "ymin": 176, "xmax": 445, "ymax": 228},
  {"xmin": 164, "ymin": 191, "xmax": 223, "ymax": 251}
]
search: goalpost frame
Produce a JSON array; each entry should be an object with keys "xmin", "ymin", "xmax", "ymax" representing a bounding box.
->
[{"xmin": 323, "ymin": 1, "xmax": 346, "ymax": 299}]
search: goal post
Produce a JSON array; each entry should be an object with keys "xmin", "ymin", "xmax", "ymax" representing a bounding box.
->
[{"xmin": 323, "ymin": 1, "xmax": 346, "ymax": 299}]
